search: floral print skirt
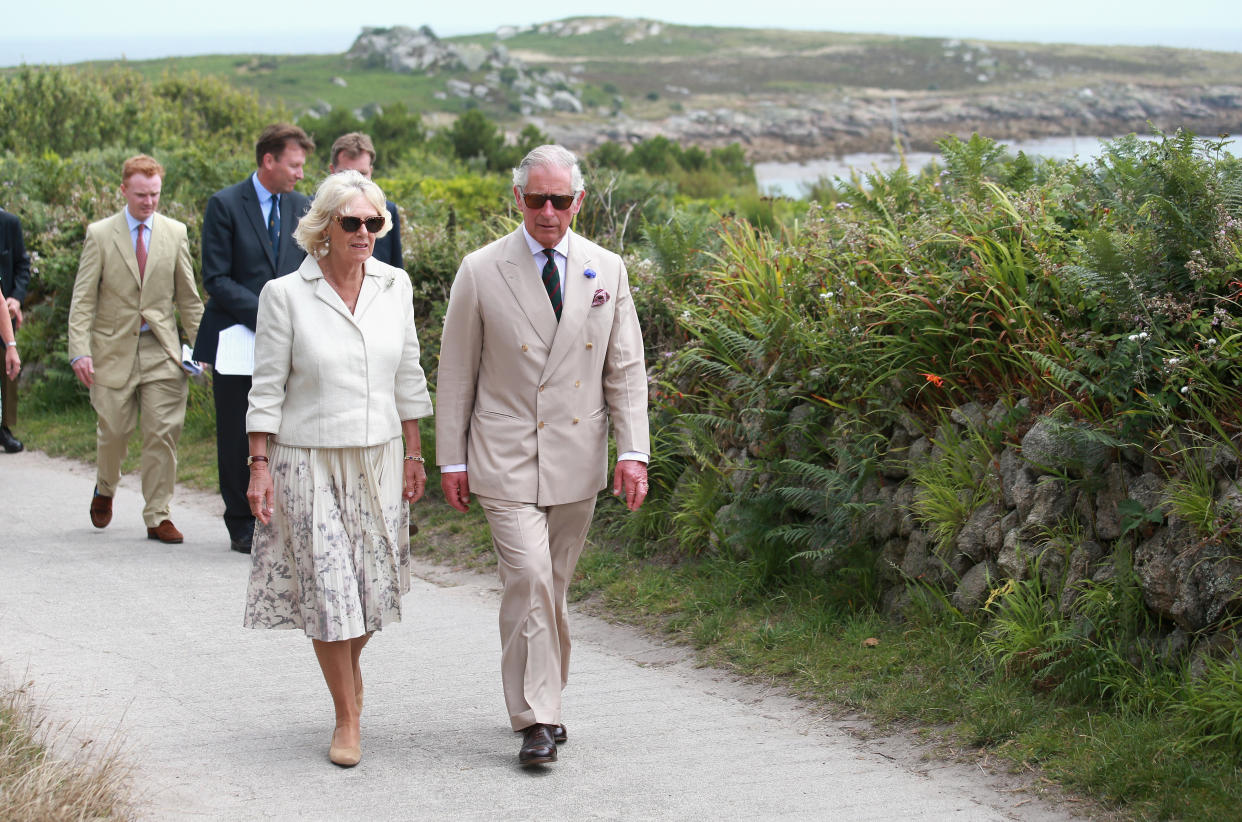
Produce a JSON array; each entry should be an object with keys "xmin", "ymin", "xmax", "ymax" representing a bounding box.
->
[{"xmin": 243, "ymin": 438, "xmax": 411, "ymax": 641}]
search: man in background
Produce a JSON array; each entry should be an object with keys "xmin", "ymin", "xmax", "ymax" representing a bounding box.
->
[
  {"xmin": 67, "ymin": 154, "xmax": 203, "ymax": 543},
  {"xmin": 0, "ymin": 207, "xmax": 31, "ymax": 453},
  {"xmin": 193, "ymin": 123, "xmax": 313, "ymax": 554},
  {"xmin": 329, "ymin": 132, "xmax": 402, "ymax": 269}
]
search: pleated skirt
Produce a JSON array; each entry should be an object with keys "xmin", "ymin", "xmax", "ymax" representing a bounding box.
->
[{"xmin": 243, "ymin": 437, "xmax": 411, "ymax": 641}]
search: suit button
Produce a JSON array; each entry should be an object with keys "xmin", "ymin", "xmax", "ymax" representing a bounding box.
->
[
  {"xmin": 539, "ymin": 384, "xmax": 545, "ymax": 392},
  {"xmin": 585, "ymin": 342, "xmax": 593, "ymax": 349},
  {"xmin": 574, "ymin": 380, "xmax": 580, "ymax": 388},
  {"xmin": 538, "ymin": 421, "xmax": 546, "ymax": 429},
  {"xmin": 521, "ymin": 344, "xmax": 529, "ymax": 352},
  {"xmin": 572, "ymin": 417, "xmax": 580, "ymax": 424}
]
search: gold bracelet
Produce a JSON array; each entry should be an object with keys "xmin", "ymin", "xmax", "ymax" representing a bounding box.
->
[{"xmin": 404, "ymin": 454, "xmax": 425, "ymax": 463}]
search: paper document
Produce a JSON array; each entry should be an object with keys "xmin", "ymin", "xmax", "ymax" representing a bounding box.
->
[
  {"xmin": 214, "ymin": 323, "xmax": 255, "ymax": 376},
  {"xmin": 181, "ymin": 344, "xmax": 204, "ymax": 376}
]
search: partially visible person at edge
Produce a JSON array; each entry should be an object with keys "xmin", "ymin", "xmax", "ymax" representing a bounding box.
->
[
  {"xmin": 0, "ymin": 282, "xmax": 20, "ymax": 391},
  {"xmin": 436, "ymin": 144, "xmax": 651, "ymax": 767},
  {"xmin": 66, "ymin": 154, "xmax": 204, "ymax": 544},
  {"xmin": 0, "ymin": 207, "xmax": 31, "ymax": 453},
  {"xmin": 193, "ymin": 123, "xmax": 314, "ymax": 555},
  {"xmin": 328, "ymin": 132, "xmax": 402, "ymax": 270},
  {"xmin": 242, "ymin": 170, "xmax": 433, "ymax": 769}
]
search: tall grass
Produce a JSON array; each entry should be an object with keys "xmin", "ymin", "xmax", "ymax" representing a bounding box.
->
[{"xmin": 0, "ymin": 678, "xmax": 134, "ymax": 821}]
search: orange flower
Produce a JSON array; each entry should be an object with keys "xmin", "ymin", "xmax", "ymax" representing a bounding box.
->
[{"xmin": 921, "ymin": 372, "xmax": 945, "ymax": 388}]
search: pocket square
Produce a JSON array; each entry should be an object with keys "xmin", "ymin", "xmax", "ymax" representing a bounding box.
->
[{"xmin": 591, "ymin": 288, "xmax": 610, "ymax": 307}]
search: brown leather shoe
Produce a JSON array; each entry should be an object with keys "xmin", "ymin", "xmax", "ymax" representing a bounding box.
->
[
  {"xmin": 518, "ymin": 724, "xmax": 557, "ymax": 766},
  {"xmin": 90, "ymin": 488, "xmax": 112, "ymax": 529},
  {"xmin": 146, "ymin": 520, "xmax": 184, "ymax": 544},
  {"xmin": 552, "ymin": 723, "xmax": 567, "ymax": 744}
]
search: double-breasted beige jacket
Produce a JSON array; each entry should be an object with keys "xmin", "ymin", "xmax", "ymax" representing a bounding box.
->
[{"xmin": 436, "ymin": 228, "xmax": 650, "ymax": 506}]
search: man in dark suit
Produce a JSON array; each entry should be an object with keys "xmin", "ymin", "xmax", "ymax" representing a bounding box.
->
[
  {"xmin": 193, "ymin": 123, "xmax": 314, "ymax": 553},
  {"xmin": 328, "ymin": 132, "xmax": 402, "ymax": 269},
  {"xmin": 0, "ymin": 208, "xmax": 31, "ymax": 453}
]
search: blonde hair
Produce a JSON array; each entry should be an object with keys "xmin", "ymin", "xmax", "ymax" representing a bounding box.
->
[{"xmin": 293, "ymin": 170, "xmax": 391, "ymax": 258}]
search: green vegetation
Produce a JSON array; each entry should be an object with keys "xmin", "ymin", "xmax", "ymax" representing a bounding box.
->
[{"xmin": 3, "ymin": 59, "xmax": 1242, "ymax": 819}]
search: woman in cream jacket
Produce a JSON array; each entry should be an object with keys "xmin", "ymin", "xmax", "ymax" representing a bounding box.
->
[{"xmin": 242, "ymin": 170, "xmax": 432, "ymax": 768}]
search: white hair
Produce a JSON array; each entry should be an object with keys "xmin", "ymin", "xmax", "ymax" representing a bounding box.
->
[{"xmin": 512, "ymin": 144, "xmax": 584, "ymax": 193}]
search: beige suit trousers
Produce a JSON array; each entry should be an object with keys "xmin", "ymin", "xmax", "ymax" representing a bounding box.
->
[
  {"xmin": 90, "ymin": 333, "xmax": 187, "ymax": 526},
  {"xmin": 476, "ymin": 494, "xmax": 597, "ymax": 730}
]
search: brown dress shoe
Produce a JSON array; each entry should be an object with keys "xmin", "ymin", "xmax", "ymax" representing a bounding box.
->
[
  {"xmin": 146, "ymin": 520, "xmax": 184, "ymax": 544},
  {"xmin": 519, "ymin": 724, "xmax": 557, "ymax": 766},
  {"xmin": 90, "ymin": 488, "xmax": 112, "ymax": 529},
  {"xmin": 552, "ymin": 723, "xmax": 567, "ymax": 744}
]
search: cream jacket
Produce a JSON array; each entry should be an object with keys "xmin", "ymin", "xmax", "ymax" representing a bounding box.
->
[{"xmin": 246, "ymin": 255, "xmax": 432, "ymax": 446}]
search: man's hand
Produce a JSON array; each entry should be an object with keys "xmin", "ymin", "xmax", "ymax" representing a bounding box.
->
[
  {"xmin": 72, "ymin": 356, "xmax": 95, "ymax": 388},
  {"xmin": 441, "ymin": 471, "xmax": 471, "ymax": 513},
  {"xmin": 5, "ymin": 298, "xmax": 22, "ymax": 330},
  {"xmin": 612, "ymin": 459, "xmax": 649, "ymax": 512}
]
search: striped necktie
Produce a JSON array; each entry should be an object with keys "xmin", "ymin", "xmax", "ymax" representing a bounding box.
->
[{"xmin": 541, "ymin": 248, "xmax": 562, "ymax": 321}]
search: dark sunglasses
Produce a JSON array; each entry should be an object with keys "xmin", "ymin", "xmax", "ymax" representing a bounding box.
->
[
  {"xmin": 335, "ymin": 214, "xmax": 385, "ymax": 233},
  {"xmin": 522, "ymin": 192, "xmax": 577, "ymax": 210}
]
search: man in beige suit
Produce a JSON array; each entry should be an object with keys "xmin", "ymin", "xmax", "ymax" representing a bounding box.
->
[
  {"xmin": 437, "ymin": 144, "xmax": 650, "ymax": 766},
  {"xmin": 68, "ymin": 154, "xmax": 204, "ymax": 544}
]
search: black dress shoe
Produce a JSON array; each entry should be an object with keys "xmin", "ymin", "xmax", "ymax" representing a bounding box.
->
[
  {"xmin": 518, "ymin": 724, "xmax": 557, "ymax": 766},
  {"xmin": 230, "ymin": 534, "xmax": 252, "ymax": 554},
  {"xmin": 552, "ymin": 723, "xmax": 567, "ymax": 744},
  {"xmin": 0, "ymin": 426, "xmax": 23, "ymax": 454}
]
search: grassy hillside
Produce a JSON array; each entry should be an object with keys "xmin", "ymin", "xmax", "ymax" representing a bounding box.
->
[{"xmin": 68, "ymin": 17, "xmax": 1242, "ymax": 130}]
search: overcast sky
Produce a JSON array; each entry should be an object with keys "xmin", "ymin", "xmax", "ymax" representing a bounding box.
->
[{"xmin": 2, "ymin": 0, "xmax": 1239, "ymax": 65}]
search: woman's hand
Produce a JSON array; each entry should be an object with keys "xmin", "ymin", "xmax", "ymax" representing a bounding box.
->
[
  {"xmin": 247, "ymin": 463, "xmax": 274, "ymax": 525},
  {"xmin": 4, "ymin": 346, "xmax": 19, "ymax": 381},
  {"xmin": 403, "ymin": 458, "xmax": 427, "ymax": 503}
]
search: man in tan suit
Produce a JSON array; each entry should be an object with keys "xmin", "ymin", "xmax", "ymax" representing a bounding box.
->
[
  {"xmin": 68, "ymin": 154, "xmax": 204, "ymax": 544},
  {"xmin": 437, "ymin": 144, "xmax": 650, "ymax": 766}
]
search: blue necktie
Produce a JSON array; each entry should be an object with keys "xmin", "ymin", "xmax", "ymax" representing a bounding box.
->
[
  {"xmin": 267, "ymin": 194, "xmax": 281, "ymax": 258},
  {"xmin": 541, "ymin": 249, "xmax": 562, "ymax": 321}
]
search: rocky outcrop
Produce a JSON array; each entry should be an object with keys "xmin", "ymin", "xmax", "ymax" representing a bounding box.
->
[
  {"xmin": 344, "ymin": 26, "xmax": 584, "ymax": 115},
  {"xmin": 847, "ymin": 401, "xmax": 1242, "ymax": 640}
]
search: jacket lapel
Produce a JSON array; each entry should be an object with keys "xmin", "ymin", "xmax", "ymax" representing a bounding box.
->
[
  {"xmin": 499, "ymin": 231, "xmax": 557, "ymax": 348},
  {"xmin": 543, "ymin": 232, "xmax": 592, "ymax": 377},
  {"xmin": 351, "ymin": 260, "xmax": 383, "ymax": 322},
  {"xmin": 299, "ymin": 256, "xmax": 360, "ymax": 325},
  {"xmin": 241, "ymin": 183, "xmax": 276, "ymax": 271},
  {"xmin": 275, "ymin": 194, "xmax": 301, "ymax": 275},
  {"xmin": 110, "ymin": 213, "xmax": 141, "ymax": 287},
  {"xmin": 146, "ymin": 213, "xmax": 173, "ymax": 285}
]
